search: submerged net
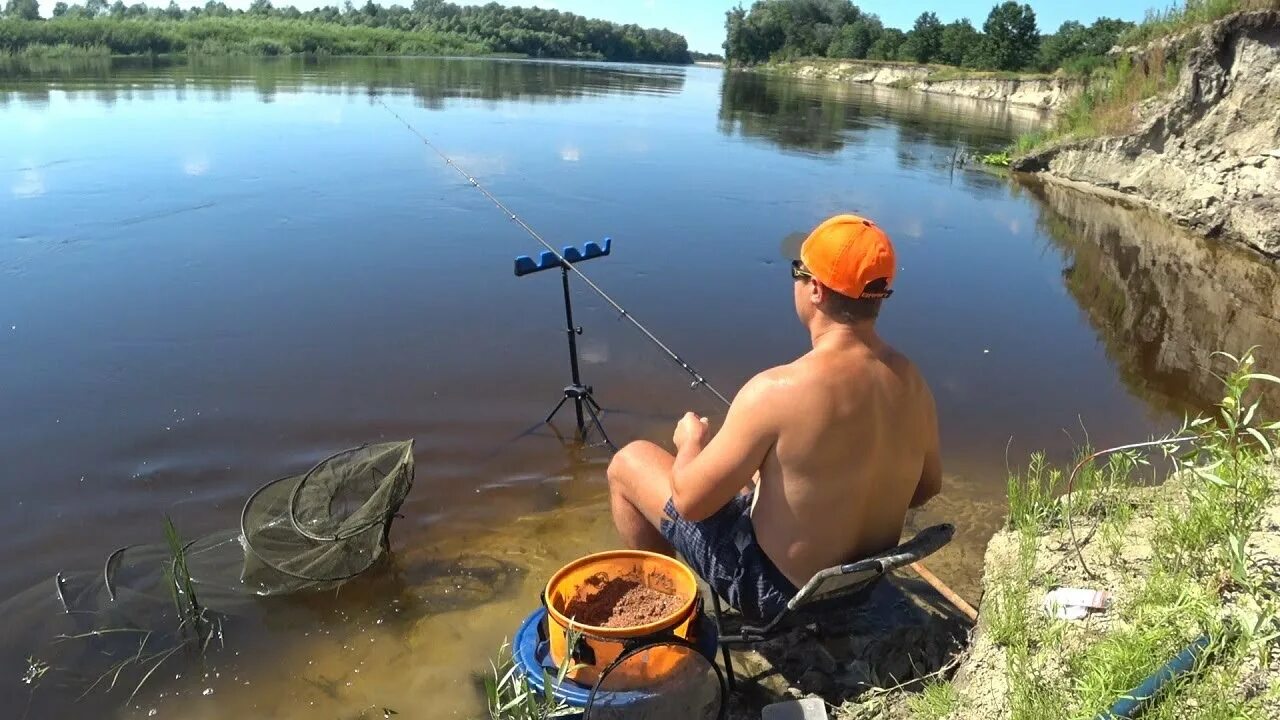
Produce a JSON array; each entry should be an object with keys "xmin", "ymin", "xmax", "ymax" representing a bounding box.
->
[
  {"xmin": 241, "ymin": 441, "xmax": 414, "ymax": 594},
  {"xmin": 0, "ymin": 441, "xmax": 415, "ymax": 707}
]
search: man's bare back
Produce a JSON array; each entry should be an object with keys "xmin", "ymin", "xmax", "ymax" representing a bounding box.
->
[
  {"xmin": 748, "ymin": 329, "xmax": 940, "ymax": 587},
  {"xmin": 606, "ymin": 214, "xmax": 940, "ymax": 622}
]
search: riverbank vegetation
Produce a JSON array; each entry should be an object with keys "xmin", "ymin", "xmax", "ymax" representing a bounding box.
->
[
  {"xmin": 911, "ymin": 351, "xmax": 1280, "ymax": 719},
  {"xmin": 724, "ymin": 0, "xmax": 1134, "ymax": 74},
  {"xmin": 1002, "ymin": 0, "xmax": 1280, "ymax": 160},
  {"xmin": 0, "ymin": 16, "xmax": 487, "ymax": 56},
  {"xmin": 1122, "ymin": 0, "xmax": 1280, "ymax": 44},
  {"xmin": 0, "ymin": 0, "xmax": 692, "ymax": 62}
]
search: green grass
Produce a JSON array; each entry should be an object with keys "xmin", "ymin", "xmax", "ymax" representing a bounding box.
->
[
  {"xmin": 767, "ymin": 56, "xmax": 1051, "ymax": 84},
  {"xmin": 1067, "ymin": 569, "xmax": 1218, "ymax": 716},
  {"xmin": 905, "ymin": 680, "xmax": 960, "ymax": 719},
  {"xmin": 1012, "ymin": 0, "xmax": 1280, "ymax": 157},
  {"xmin": 1120, "ymin": 0, "xmax": 1280, "ymax": 46},
  {"xmin": 1013, "ymin": 46, "xmax": 1181, "ymax": 154},
  {"xmin": 985, "ymin": 531, "xmax": 1040, "ymax": 650},
  {"xmin": 921, "ymin": 67, "xmax": 1050, "ymax": 83},
  {"xmin": 0, "ymin": 42, "xmax": 111, "ymax": 59},
  {"xmin": 977, "ymin": 349, "xmax": 1280, "ymax": 719}
]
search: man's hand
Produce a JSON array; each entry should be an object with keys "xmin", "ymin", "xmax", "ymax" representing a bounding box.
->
[
  {"xmin": 672, "ymin": 412, "xmax": 710, "ymax": 451},
  {"xmin": 669, "ymin": 375, "xmax": 776, "ymax": 522}
]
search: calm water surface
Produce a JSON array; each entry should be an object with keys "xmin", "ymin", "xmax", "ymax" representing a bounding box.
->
[{"xmin": 3, "ymin": 56, "xmax": 1278, "ymax": 719}]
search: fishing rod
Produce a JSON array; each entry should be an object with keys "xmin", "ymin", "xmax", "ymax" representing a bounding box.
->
[
  {"xmin": 376, "ymin": 97, "xmax": 732, "ymax": 409},
  {"xmin": 378, "ymin": 98, "xmax": 979, "ymax": 623}
]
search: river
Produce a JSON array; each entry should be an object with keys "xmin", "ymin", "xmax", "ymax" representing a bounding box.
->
[{"xmin": 2, "ymin": 56, "xmax": 1278, "ymax": 719}]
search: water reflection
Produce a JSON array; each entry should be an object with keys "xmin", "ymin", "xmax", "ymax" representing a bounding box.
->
[
  {"xmin": 1024, "ymin": 178, "xmax": 1280, "ymax": 414},
  {"xmin": 716, "ymin": 69, "xmax": 1045, "ymax": 157},
  {"xmin": 0, "ymin": 55, "xmax": 687, "ymax": 108},
  {"xmin": 7, "ymin": 55, "xmax": 1279, "ymax": 719}
]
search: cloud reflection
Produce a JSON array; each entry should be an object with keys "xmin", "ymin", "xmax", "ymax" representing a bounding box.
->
[
  {"xmin": 183, "ymin": 155, "xmax": 210, "ymax": 176},
  {"xmin": 11, "ymin": 168, "xmax": 45, "ymax": 199},
  {"xmin": 901, "ymin": 218, "xmax": 924, "ymax": 239},
  {"xmin": 448, "ymin": 154, "xmax": 506, "ymax": 177}
]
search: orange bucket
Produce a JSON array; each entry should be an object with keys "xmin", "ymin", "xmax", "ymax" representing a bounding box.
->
[{"xmin": 544, "ymin": 550, "xmax": 700, "ymax": 688}]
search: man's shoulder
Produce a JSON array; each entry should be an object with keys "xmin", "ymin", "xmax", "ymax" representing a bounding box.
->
[
  {"xmin": 879, "ymin": 346, "xmax": 935, "ymax": 408},
  {"xmin": 886, "ymin": 347, "xmax": 924, "ymax": 382},
  {"xmin": 730, "ymin": 364, "xmax": 809, "ymax": 411},
  {"xmin": 749, "ymin": 360, "xmax": 815, "ymax": 391}
]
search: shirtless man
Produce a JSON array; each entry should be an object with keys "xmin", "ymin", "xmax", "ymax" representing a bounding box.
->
[{"xmin": 606, "ymin": 214, "xmax": 941, "ymax": 624}]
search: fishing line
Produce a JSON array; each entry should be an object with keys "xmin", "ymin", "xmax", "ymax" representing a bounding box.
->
[
  {"xmin": 378, "ymin": 97, "xmax": 977, "ymax": 619},
  {"xmin": 376, "ymin": 97, "xmax": 732, "ymax": 408}
]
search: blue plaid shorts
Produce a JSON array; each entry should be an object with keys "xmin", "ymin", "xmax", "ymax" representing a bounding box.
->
[{"xmin": 659, "ymin": 494, "xmax": 798, "ymax": 624}]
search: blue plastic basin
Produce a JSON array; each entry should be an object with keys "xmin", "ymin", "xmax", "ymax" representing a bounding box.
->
[{"xmin": 510, "ymin": 605, "xmax": 720, "ymax": 715}]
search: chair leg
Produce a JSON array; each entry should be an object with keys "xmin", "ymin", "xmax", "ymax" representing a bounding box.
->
[{"xmin": 710, "ymin": 591, "xmax": 737, "ymax": 693}]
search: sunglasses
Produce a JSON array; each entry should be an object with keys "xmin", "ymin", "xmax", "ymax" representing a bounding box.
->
[{"xmin": 790, "ymin": 260, "xmax": 814, "ymax": 281}]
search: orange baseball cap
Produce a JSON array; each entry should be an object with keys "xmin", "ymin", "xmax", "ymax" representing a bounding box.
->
[{"xmin": 791, "ymin": 214, "xmax": 895, "ymax": 299}]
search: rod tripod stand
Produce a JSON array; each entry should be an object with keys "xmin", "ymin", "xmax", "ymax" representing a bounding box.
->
[{"xmin": 514, "ymin": 238, "xmax": 614, "ymax": 449}]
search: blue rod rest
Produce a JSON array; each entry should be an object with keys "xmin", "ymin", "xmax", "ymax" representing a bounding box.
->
[{"xmin": 514, "ymin": 237, "xmax": 612, "ymax": 277}]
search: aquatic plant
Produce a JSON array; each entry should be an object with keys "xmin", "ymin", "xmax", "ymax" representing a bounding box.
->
[
  {"xmin": 484, "ymin": 627, "xmax": 584, "ymax": 720},
  {"xmin": 52, "ymin": 517, "xmax": 225, "ymax": 706},
  {"xmin": 980, "ymin": 151, "xmax": 1012, "ymax": 167}
]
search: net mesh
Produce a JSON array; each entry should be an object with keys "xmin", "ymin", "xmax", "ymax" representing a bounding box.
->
[
  {"xmin": 0, "ymin": 441, "xmax": 415, "ymax": 705},
  {"xmin": 241, "ymin": 441, "xmax": 414, "ymax": 593}
]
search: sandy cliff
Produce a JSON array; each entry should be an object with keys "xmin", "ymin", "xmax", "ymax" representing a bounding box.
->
[
  {"xmin": 773, "ymin": 60, "xmax": 1076, "ymax": 110},
  {"xmin": 1014, "ymin": 11, "xmax": 1280, "ymax": 257}
]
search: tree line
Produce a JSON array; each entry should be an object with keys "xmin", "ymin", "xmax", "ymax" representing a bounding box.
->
[
  {"xmin": 0, "ymin": 0, "xmax": 693, "ymax": 63},
  {"xmin": 724, "ymin": 0, "xmax": 1135, "ymax": 73}
]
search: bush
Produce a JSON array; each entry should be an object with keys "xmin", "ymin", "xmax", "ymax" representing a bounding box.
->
[{"xmin": 0, "ymin": 17, "xmax": 497, "ymax": 57}]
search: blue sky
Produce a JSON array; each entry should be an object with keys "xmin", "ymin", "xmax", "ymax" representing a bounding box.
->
[
  {"xmin": 533, "ymin": 1, "xmax": 1160, "ymax": 53},
  {"xmin": 206, "ymin": 0, "xmax": 1159, "ymax": 54}
]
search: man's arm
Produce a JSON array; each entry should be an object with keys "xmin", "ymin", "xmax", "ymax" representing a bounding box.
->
[
  {"xmin": 670, "ymin": 374, "xmax": 778, "ymax": 521},
  {"xmin": 910, "ymin": 384, "xmax": 942, "ymax": 508}
]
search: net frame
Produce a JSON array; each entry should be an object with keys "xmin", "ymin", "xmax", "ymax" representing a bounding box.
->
[
  {"xmin": 583, "ymin": 634, "xmax": 727, "ymax": 720},
  {"xmin": 239, "ymin": 441, "xmax": 415, "ymax": 585}
]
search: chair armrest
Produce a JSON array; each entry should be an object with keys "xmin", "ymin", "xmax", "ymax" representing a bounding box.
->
[{"xmin": 856, "ymin": 523, "xmax": 954, "ymax": 574}]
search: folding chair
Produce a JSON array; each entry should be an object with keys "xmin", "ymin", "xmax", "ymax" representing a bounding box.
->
[{"xmin": 711, "ymin": 523, "xmax": 956, "ymax": 690}]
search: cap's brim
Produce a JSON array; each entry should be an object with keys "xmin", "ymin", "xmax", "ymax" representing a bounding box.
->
[{"xmin": 779, "ymin": 232, "xmax": 807, "ymax": 262}]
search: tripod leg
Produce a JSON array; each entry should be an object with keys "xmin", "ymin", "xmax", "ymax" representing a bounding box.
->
[
  {"xmin": 545, "ymin": 395, "xmax": 570, "ymax": 425},
  {"xmin": 582, "ymin": 397, "xmax": 615, "ymax": 450},
  {"xmin": 573, "ymin": 397, "xmax": 586, "ymax": 441}
]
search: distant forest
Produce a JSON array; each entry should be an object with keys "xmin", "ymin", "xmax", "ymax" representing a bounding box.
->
[
  {"xmin": 724, "ymin": 0, "xmax": 1134, "ymax": 73},
  {"xmin": 0, "ymin": 0, "xmax": 693, "ymax": 62}
]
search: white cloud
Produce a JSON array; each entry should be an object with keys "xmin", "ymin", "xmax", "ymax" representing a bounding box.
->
[{"xmin": 559, "ymin": 146, "xmax": 581, "ymax": 163}]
